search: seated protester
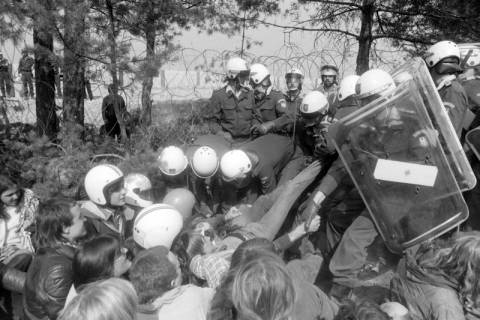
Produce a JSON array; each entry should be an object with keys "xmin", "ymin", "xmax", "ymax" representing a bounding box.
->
[
  {"xmin": 219, "ymin": 133, "xmax": 295, "ymax": 210},
  {"xmin": 81, "ymin": 164, "xmax": 128, "ymax": 240},
  {"xmin": 0, "ymin": 181, "xmax": 38, "ymax": 319},
  {"xmin": 157, "ymin": 146, "xmax": 191, "ymax": 192},
  {"xmin": 391, "ymin": 232, "xmax": 480, "ymax": 320},
  {"xmin": 59, "ymin": 278, "xmax": 137, "ymax": 320},
  {"xmin": 208, "ymin": 239, "xmax": 338, "ymax": 320},
  {"xmin": 65, "ymin": 235, "xmax": 132, "ymax": 307},
  {"xmin": 334, "ymin": 300, "xmax": 390, "ymax": 320},
  {"xmin": 24, "ymin": 198, "xmax": 87, "ymax": 320},
  {"xmin": 130, "ymin": 246, "xmax": 214, "ymax": 320},
  {"xmin": 232, "ymin": 250, "xmax": 295, "ymax": 320}
]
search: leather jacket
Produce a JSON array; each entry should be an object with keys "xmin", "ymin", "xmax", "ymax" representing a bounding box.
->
[{"xmin": 23, "ymin": 244, "xmax": 76, "ymax": 320}]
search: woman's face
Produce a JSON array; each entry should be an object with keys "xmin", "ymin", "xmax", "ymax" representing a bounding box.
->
[
  {"xmin": 106, "ymin": 179, "xmax": 127, "ymax": 207},
  {"xmin": 1, "ymin": 188, "xmax": 21, "ymax": 207},
  {"xmin": 113, "ymin": 247, "xmax": 132, "ymax": 277},
  {"xmin": 64, "ymin": 203, "xmax": 87, "ymax": 242}
]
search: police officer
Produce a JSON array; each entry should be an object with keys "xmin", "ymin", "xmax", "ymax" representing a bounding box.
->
[
  {"xmin": 334, "ymin": 75, "xmax": 361, "ymax": 119},
  {"xmin": 249, "ymin": 63, "xmax": 291, "ymax": 135},
  {"xmin": 319, "ymin": 64, "xmax": 340, "ymax": 115},
  {"xmin": 157, "ymin": 145, "xmax": 191, "ymax": 192},
  {"xmin": 284, "ymin": 68, "xmax": 304, "ymax": 110},
  {"xmin": 101, "ymin": 84, "xmax": 129, "ymax": 139},
  {"xmin": 425, "ymin": 40, "xmax": 472, "ymax": 138},
  {"xmin": 18, "ymin": 50, "xmax": 34, "ymax": 98},
  {"xmin": 186, "ymin": 134, "xmax": 230, "ymax": 217},
  {"xmin": 205, "ymin": 57, "xmax": 257, "ymax": 144},
  {"xmin": 219, "ymin": 134, "xmax": 294, "ymax": 208},
  {"xmin": 0, "ymin": 53, "xmax": 11, "ymax": 98}
]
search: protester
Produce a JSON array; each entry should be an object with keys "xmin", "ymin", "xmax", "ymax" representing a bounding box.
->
[
  {"xmin": 101, "ymin": 84, "xmax": 129, "ymax": 139},
  {"xmin": 24, "ymin": 198, "xmax": 87, "ymax": 320},
  {"xmin": 18, "ymin": 50, "xmax": 34, "ymax": 99},
  {"xmin": 59, "ymin": 278, "xmax": 137, "ymax": 320},
  {"xmin": 130, "ymin": 246, "xmax": 214, "ymax": 320}
]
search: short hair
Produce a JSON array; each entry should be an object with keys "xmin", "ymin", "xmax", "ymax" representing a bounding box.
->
[
  {"xmin": 34, "ymin": 198, "xmax": 76, "ymax": 248},
  {"xmin": 232, "ymin": 253, "xmax": 295, "ymax": 320},
  {"xmin": 73, "ymin": 235, "xmax": 121, "ymax": 288},
  {"xmin": 58, "ymin": 278, "xmax": 137, "ymax": 320},
  {"xmin": 334, "ymin": 300, "xmax": 389, "ymax": 320},
  {"xmin": 129, "ymin": 246, "xmax": 177, "ymax": 304}
]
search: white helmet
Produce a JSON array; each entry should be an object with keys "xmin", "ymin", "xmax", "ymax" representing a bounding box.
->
[
  {"xmin": 124, "ymin": 173, "xmax": 153, "ymax": 208},
  {"xmin": 84, "ymin": 164, "xmax": 124, "ymax": 206},
  {"xmin": 158, "ymin": 146, "xmax": 188, "ymax": 176},
  {"xmin": 356, "ymin": 69, "xmax": 396, "ymax": 100},
  {"xmin": 133, "ymin": 203, "xmax": 184, "ymax": 250},
  {"xmin": 250, "ymin": 63, "xmax": 270, "ymax": 85},
  {"xmin": 299, "ymin": 91, "xmax": 329, "ymax": 115},
  {"xmin": 190, "ymin": 146, "xmax": 219, "ymax": 179},
  {"xmin": 220, "ymin": 150, "xmax": 252, "ymax": 181},
  {"xmin": 285, "ymin": 68, "xmax": 304, "ymax": 79},
  {"xmin": 338, "ymin": 75, "xmax": 360, "ymax": 101},
  {"xmin": 226, "ymin": 57, "xmax": 249, "ymax": 79},
  {"xmin": 425, "ymin": 41, "xmax": 460, "ymax": 68}
]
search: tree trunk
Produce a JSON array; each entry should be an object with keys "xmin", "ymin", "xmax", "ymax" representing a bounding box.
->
[
  {"xmin": 141, "ymin": 25, "xmax": 155, "ymax": 127},
  {"xmin": 62, "ymin": 0, "xmax": 87, "ymax": 137},
  {"xmin": 33, "ymin": 8, "xmax": 58, "ymax": 139},
  {"xmin": 106, "ymin": 0, "xmax": 127, "ymax": 142},
  {"xmin": 355, "ymin": 0, "xmax": 376, "ymax": 74}
]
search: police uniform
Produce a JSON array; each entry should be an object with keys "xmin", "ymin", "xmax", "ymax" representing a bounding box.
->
[
  {"xmin": 18, "ymin": 55, "xmax": 34, "ymax": 98},
  {"xmin": 437, "ymin": 76, "xmax": 471, "ymax": 138},
  {"xmin": 461, "ymin": 76, "xmax": 480, "ymax": 129},
  {"xmin": 0, "ymin": 57, "xmax": 11, "ymax": 97},
  {"xmin": 186, "ymin": 134, "xmax": 231, "ymax": 217},
  {"xmin": 319, "ymin": 84, "xmax": 340, "ymax": 116},
  {"xmin": 205, "ymin": 85, "xmax": 257, "ymax": 140},
  {"xmin": 221, "ymin": 134, "xmax": 294, "ymax": 210},
  {"xmin": 254, "ymin": 89, "xmax": 293, "ymax": 134}
]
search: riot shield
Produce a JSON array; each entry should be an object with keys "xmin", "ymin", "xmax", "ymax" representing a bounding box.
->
[
  {"xmin": 458, "ymin": 43, "xmax": 480, "ymax": 69},
  {"xmin": 466, "ymin": 127, "xmax": 480, "ymax": 161},
  {"xmin": 392, "ymin": 58, "xmax": 476, "ymax": 191},
  {"xmin": 328, "ymin": 79, "xmax": 468, "ymax": 253}
]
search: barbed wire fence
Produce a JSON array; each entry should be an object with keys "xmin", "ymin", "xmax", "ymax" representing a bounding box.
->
[{"xmin": 1, "ymin": 33, "xmax": 403, "ymax": 129}]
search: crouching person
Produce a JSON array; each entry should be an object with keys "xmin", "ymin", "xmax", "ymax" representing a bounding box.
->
[
  {"xmin": 130, "ymin": 246, "xmax": 214, "ymax": 320},
  {"xmin": 24, "ymin": 198, "xmax": 87, "ymax": 320}
]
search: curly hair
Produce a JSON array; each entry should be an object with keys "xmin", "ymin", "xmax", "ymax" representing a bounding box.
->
[
  {"xmin": 430, "ymin": 232, "xmax": 480, "ymax": 309},
  {"xmin": 334, "ymin": 300, "xmax": 389, "ymax": 320}
]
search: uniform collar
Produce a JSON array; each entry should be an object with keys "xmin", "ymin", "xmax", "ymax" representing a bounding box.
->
[
  {"xmin": 436, "ymin": 75, "xmax": 456, "ymax": 91},
  {"xmin": 225, "ymin": 85, "xmax": 247, "ymax": 99}
]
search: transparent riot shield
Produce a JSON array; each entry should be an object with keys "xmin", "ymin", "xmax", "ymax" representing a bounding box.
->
[
  {"xmin": 328, "ymin": 79, "xmax": 469, "ymax": 253},
  {"xmin": 392, "ymin": 58, "xmax": 476, "ymax": 191},
  {"xmin": 458, "ymin": 43, "xmax": 480, "ymax": 69},
  {"xmin": 466, "ymin": 127, "xmax": 480, "ymax": 161}
]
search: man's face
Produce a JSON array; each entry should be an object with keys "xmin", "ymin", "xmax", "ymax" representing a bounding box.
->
[
  {"xmin": 322, "ymin": 75, "xmax": 336, "ymax": 88},
  {"xmin": 1, "ymin": 188, "xmax": 21, "ymax": 207},
  {"xmin": 286, "ymin": 75, "xmax": 301, "ymax": 91}
]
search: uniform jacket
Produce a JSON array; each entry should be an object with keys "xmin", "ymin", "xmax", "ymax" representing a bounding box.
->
[
  {"xmin": 254, "ymin": 89, "xmax": 293, "ymax": 133},
  {"xmin": 24, "ymin": 244, "xmax": 76, "ymax": 320},
  {"xmin": 18, "ymin": 56, "xmax": 34, "ymax": 73},
  {"xmin": 438, "ymin": 76, "xmax": 470, "ymax": 138},
  {"xmin": 205, "ymin": 86, "xmax": 258, "ymax": 138},
  {"xmin": 241, "ymin": 134, "xmax": 294, "ymax": 194}
]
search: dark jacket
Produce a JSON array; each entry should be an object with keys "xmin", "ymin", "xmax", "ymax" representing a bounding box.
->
[
  {"xmin": 18, "ymin": 56, "xmax": 34, "ymax": 73},
  {"xmin": 254, "ymin": 89, "xmax": 293, "ymax": 133},
  {"xmin": 24, "ymin": 244, "xmax": 76, "ymax": 320},
  {"xmin": 102, "ymin": 93, "xmax": 127, "ymax": 125},
  {"xmin": 205, "ymin": 86, "xmax": 258, "ymax": 138}
]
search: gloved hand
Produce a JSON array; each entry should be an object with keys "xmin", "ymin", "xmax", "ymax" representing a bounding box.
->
[{"xmin": 250, "ymin": 121, "xmax": 275, "ymax": 135}]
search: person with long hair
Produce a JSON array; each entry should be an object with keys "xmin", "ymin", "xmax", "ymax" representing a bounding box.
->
[
  {"xmin": 208, "ymin": 239, "xmax": 338, "ymax": 320},
  {"xmin": 58, "ymin": 278, "xmax": 137, "ymax": 320},
  {"xmin": 391, "ymin": 231, "xmax": 480, "ymax": 320},
  {"xmin": 65, "ymin": 234, "xmax": 132, "ymax": 306},
  {"xmin": 232, "ymin": 253, "xmax": 295, "ymax": 320},
  {"xmin": 23, "ymin": 198, "xmax": 87, "ymax": 320},
  {"xmin": 0, "ymin": 181, "xmax": 38, "ymax": 319}
]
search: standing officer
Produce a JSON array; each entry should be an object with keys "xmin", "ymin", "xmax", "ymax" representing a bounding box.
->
[
  {"xmin": 249, "ymin": 63, "xmax": 291, "ymax": 136},
  {"xmin": 18, "ymin": 50, "xmax": 34, "ymax": 99},
  {"xmin": 0, "ymin": 54, "xmax": 12, "ymax": 98},
  {"xmin": 205, "ymin": 57, "xmax": 257, "ymax": 144},
  {"xmin": 319, "ymin": 64, "xmax": 340, "ymax": 115}
]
